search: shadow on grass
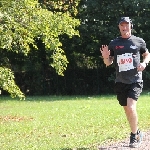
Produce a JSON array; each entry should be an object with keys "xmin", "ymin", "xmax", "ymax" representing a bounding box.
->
[
  {"xmin": 0, "ymin": 95, "xmax": 117, "ymax": 102},
  {"xmin": 1, "ymin": 91, "xmax": 150, "ymax": 102}
]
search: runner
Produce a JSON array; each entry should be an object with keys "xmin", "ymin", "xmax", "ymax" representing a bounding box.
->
[{"xmin": 100, "ymin": 17, "xmax": 150, "ymax": 148}]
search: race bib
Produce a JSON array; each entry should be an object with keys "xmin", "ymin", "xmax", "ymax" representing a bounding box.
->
[{"xmin": 117, "ymin": 53, "xmax": 134, "ymax": 72}]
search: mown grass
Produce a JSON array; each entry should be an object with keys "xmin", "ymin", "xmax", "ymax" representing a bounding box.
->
[{"xmin": 0, "ymin": 94, "xmax": 150, "ymax": 150}]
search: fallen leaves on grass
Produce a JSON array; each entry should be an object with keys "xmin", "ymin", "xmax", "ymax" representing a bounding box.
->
[{"xmin": 0, "ymin": 115, "xmax": 33, "ymax": 123}]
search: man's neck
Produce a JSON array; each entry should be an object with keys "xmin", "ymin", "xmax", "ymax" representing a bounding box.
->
[{"xmin": 121, "ymin": 33, "xmax": 132, "ymax": 38}]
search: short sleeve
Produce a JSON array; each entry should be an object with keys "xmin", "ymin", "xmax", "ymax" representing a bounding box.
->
[{"xmin": 140, "ymin": 39, "xmax": 149, "ymax": 55}]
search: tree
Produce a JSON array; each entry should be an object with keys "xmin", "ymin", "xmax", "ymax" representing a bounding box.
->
[
  {"xmin": 56, "ymin": 0, "xmax": 150, "ymax": 94},
  {"xmin": 0, "ymin": 0, "xmax": 80, "ymax": 98}
]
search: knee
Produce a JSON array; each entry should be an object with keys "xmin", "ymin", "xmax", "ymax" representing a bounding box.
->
[
  {"xmin": 128, "ymin": 106, "xmax": 136, "ymax": 112},
  {"xmin": 124, "ymin": 105, "xmax": 136, "ymax": 115}
]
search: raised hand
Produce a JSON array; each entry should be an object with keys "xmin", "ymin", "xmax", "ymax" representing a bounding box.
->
[{"xmin": 100, "ymin": 45, "xmax": 110, "ymax": 59}]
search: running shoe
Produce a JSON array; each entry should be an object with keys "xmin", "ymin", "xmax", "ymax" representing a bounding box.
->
[{"xmin": 129, "ymin": 129, "xmax": 143, "ymax": 148}]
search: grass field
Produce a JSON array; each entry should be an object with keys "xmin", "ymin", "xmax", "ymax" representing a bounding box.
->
[{"xmin": 0, "ymin": 94, "xmax": 150, "ymax": 150}]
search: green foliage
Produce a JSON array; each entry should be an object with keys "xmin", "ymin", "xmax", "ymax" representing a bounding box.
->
[
  {"xmin": 0, "ymin": 67, "xmax": 25, "ymax": 99},
  {"xmin": 39, "ymin": 0, "xmax": 80, "ymax": 16},
  {"xmin": 0, "ymin": 0, "xmax": 80, "ymax": 75},
  {"xmin": 0, "ymin": 0, "xmax": 80, "ymax": 97},
  {"xmin": 1, "ymin": 0, "xmax": 150, "ymax": 96}
]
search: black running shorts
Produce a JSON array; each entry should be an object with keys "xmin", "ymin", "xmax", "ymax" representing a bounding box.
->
[{"xmin": 114, "ymin": 82, "xmax": 143, "ymax": 106}]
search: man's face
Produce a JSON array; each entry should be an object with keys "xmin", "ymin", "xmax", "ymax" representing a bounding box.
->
[{"xmin": 119, "ymin": 22, "xmax": 132, "ymax": 37}]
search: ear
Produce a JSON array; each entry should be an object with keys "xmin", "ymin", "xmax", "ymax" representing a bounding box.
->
[{"xmin": 129, "ymin": 19, "xmax": 133, "ymax": 29}]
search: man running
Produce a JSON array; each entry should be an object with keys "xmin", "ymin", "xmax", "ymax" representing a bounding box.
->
[{"xmin": 100, "ymin": 17, "xmax": 150, "ymax": 148}]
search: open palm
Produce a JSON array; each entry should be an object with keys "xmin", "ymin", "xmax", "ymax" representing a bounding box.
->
[{"xmin": 100, "ymin": 45, "xmax": 110, "ymax": 59}]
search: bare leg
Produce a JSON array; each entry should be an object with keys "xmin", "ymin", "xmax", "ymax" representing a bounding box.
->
[{"xmin": 123, "ymin": 98, "xmax": 138, "ymax": 134}]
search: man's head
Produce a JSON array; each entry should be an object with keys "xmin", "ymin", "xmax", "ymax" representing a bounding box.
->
[{"xmin": 118, "ymin": 17, "xmax": 133, "ymax": 38}]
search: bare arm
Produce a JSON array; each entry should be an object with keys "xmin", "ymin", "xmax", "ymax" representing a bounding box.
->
[
  {"xmin": 142, "ymin": 51, "xmax": 150, "ymax": 64},
  {"xmin": 137, "ymin": 51, "xmax": 150, "ymax": 71},
  {"xmin": 100, "ymin": 45, "xmax": 114, "ymax": 67},
  {"xmin": 103, "ymin": 56, "xmax": 114, "ymax": 67}
]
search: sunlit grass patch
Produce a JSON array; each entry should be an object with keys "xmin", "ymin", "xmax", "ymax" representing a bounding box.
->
[{"xmin": 0, "ymin": 94, "xmax": 150, "ymax": 149}]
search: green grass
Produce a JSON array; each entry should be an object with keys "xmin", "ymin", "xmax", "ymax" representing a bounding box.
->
[{"xmin": 0, "ymin": 94, "xmax": 150, "ymax": 150}]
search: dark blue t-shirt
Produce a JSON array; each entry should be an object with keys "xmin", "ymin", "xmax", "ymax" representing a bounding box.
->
[{"xmin": 108, "ymin": 35, "xmax": 148, "ymax": 84}]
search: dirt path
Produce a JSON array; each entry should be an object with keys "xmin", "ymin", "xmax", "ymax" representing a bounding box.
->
[{"xmin": 98, "ymin": 130, "xmax": 150, "ymax": 150}]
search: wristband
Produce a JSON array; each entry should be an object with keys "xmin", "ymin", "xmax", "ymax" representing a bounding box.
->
[{"xmin": 143, "ymin": 62, "xmax": 148, "ymax": 66}]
